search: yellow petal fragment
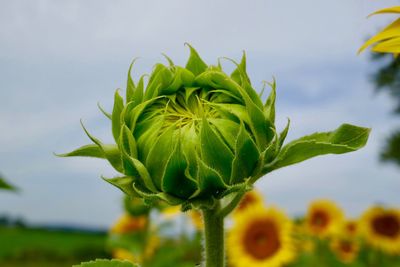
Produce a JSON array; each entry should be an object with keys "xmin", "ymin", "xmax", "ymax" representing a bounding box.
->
[
  {"xmin": 372, "ymin": 37, "xmax": 400, "ymax": 53},
  {"xmin": 369, "ymin": 6, "xmax": 400, "ymax": 16},
  {"xmin": 359, "ymin": 18, "xmax": 400, "ymax": 54}
]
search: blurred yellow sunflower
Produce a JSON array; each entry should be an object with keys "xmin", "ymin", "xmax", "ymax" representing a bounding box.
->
[
  {"xmin": 109, "ymin": 214, "xmax": 147, "ymax": 234},
  {"xmin": 359, "ymin": 6, "xmax": 400, "ymax": 56},
  {"xmin": 188, "ymin": 210, "xmax": 203, "ymax": 231},
  {"xmin": 342, "ymin": 220, "xmax": 359, "ymax": 238},
  {"xmin": 300, "ymin": 239, "xmax": 315, "ymax": 253},
  {"xmin": 292, "ymin": 223, "xmax": 315, "ymax": 253},
  {"xmin": 330, "ymin": 237, "xmax": 360, "ymax": 264},
  {"xmin": 233, "ymin": 190, "xmax": 264, "ymax": 217},
  {"xmin": 161, "ymin": 205, "xmax": 181, "ymax": 219},
  {"xmin": 305, "ymin": 199, "xmax": 343, "ymax": 237},
  {"xmin": 113, "ymin": 248, "xmax": 138, "ymax": 263},
  {"xmin": 143, "ymin": 235, "xmax": 160, "ymax": 260},
  {"xmin": 227, "ymin": 206, "xmax": 295, "ymax": 267},
  {"xmin": 361, "ymin": 206, "xmax": 400, "ymax": 254},
  {"xmin": 112, "ymin": 235, "xmax": 159, "ymax": 264}
]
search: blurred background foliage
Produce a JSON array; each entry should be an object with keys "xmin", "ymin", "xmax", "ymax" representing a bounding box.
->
[
  {"xmin": 371, "ymin": 54, "xmax": 400, "ymax": 166},
  {"xmin": 1, "ymin": 191, "xmax": 399, "ymax": 266},
  {"xmin": 0, "ymin": 173, "xmax": 17, "ymax": 192}
]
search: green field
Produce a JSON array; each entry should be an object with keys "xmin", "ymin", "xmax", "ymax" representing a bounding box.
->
[{"xmin": 0, "ymin": 226, "xmax": 109, "ymax": 267}]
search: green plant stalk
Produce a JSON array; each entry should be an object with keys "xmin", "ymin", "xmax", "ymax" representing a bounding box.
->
[{"xmin": 202, "ymin": 201, "xmax": 225, "ymax": 267}]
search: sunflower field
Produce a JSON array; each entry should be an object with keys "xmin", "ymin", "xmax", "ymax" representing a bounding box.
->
[
  {"xmin": 1, "ymin": 2, "xmax": 400, "ymax": 267},
  {"xmin": 105, "ymin": 191, "xmax": 400, "ymax": 267}
]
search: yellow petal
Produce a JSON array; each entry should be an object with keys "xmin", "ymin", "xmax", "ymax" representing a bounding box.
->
[
  {"xmin": 369, "ymin": 6, "xmax": 400, "ymax": 17},
  {"xmin": 359, "ymin": 18, "xmax": 400, "ymax": 54},
  {"xmin": 372, "ymin": 37, "xmax": 400, "ymax": 53},
  {"xmin": 161, "ymin": 205, "xmax": 181, "ymax": 219}
]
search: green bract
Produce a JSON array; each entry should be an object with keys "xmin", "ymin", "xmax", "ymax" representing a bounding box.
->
[
  {"xmin": 0, "ymin": 173, "xmax": 17, "ymax": 191},
  {"xmin": 60, "ymin": 45, "xmax": 370, "ymax": 209}
]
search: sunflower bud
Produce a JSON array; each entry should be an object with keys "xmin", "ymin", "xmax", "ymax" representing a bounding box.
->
[{"xmin": 60, "ymin": 45, "xmax": 370, "ymax": 209}]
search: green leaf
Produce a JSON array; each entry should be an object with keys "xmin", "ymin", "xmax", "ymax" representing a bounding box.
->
[
  {"xmin": 210, "ymin": 103, "xmax": 250, "ymax": 125},
  {"xmin": 102, "ymin": 176, "xmax": 138, "ymax": 197},
  {"xmin": 80, "ymin": 121, "xmax": 123, "ymax": 172},
  {"xmin": 0, "ymin": 174, "xmax": 16, "ymax": 191},
  {"xmin": 160, "ymin": 66, "xmax": 195, "ymax": 95},
  {"xmin": 227, "ymin": 53, "xmax": 263, "ymax": 108},
  {"xmin": 278, "ymin": 118, "xmax": 290, "ymax": 149},
  {"xmin": 126, "ymin": 59, "xmax": 137, "ymax": 103},
  {"xmin": 128, "ymin": 96, "xmax": 163, "ymax": 131},
  {"xmin": 132, "ymin": 183, "xmax": 183, "ymax": 206},
  {"xmin": 266, "ymin": 124, "xmax": 371, "ymax": 172},
  {"xmin": 261, "ymin": 129, "xmax": 279, "ymax": 165},
  {"xmin": 57, "ymin": 139, "xmax": 122, "ymax": 172},
  {"xmin": 194, "ymin": 156, "xmax": 228, "ymax": 198},
  {"xmin": 144, "ymin": 64, "xmax": 173, "ymax": 100},
  {"xmin": 194, "ymin": 70, "xmax": 242, "ymax": 100},
  {"xmin": 132, "ymin": 75, "xmax": 145, "ymax": 105},
  {"xmin": 97, "ymin": 102, "xmax": 112, "ymax": 120},
  {"xmin": 185, "ymin": 43, "xmax": 208, "ymax": 76},
  {"xmin": 209, "ymin": 118, "xmax": 240, "ymax": 151},
  {"xmin": 230, "ymin": 52, "xmax": 249, "ymax": 85},
  {"xmin": 230, "ymin": 122, "xmax": 260, "ymax": 184},
  {"xmin": 73, "ymin": 259, "xmax": 139, "ymax": 267},
  {"xmin": 56, "ymin": 144, "xmax": 105, "ymax": 158},
  {"xmin": 112, "ymin": 90, "xmax": 124, "ymax": 142},
  {"xmin": 145, "ymin": 124, "xmax": 176, "ymax": 189},
  {"xmin": 242, "ymin": 91, "xmax": 271, "ymax": 149},
  {"xmin": 119, "ymin": 148, "xmax": 158, "ymax": 193},
  {"xmin": 264, "ymin": 78, "xmax": 276, "ymax": 124},
  {"xmin": 162, "ymin": 53, "xmax": 175, "ymax": 67},
  {"xmin": 200, "ymin": 118, "xmax": 234, "ymax": 183},
  {"xmin": 161, "ymin": 141, "xmax": 198, "ymax": 199},
  {"xmin": 119, "ymin": 125, "xmax": 138, "ymax": 158}
]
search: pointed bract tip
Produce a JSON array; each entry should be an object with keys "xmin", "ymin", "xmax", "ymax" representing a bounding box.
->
[
  {"xmin": 161, "ymin": 53, "xmax": 174, "ymax": 67},
  {"xmin": 185, "ymin": 43, "xmax": 208, "ymax": 75},
  {"xmin": 128, "ymin": 57, "xmax": 139, "ymax": 70},
  {"xmin": 53, "ymin": 151, "xmax": 65, "ymax": 157}
]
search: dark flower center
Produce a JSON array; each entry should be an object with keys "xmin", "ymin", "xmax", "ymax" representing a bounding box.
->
[
  {"xmin": 346, "ymin": 222, "xmax": 357, "ymax": 234},
  {"xmin": 371, "ymin": 214, "xmax": 400, "ymax": 239},
  {"xmin": 310, "ymin": 210, "xmax": 330, "ymax": 230},
  {"xmin": 339, "ymin": 240, "xmax": 354, "ymax": 254},
  {"xmin": 243, "ymin": 219, "xmax": 281, "ymax": 260}
]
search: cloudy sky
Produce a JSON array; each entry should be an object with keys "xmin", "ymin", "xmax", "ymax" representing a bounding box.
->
[{"xmin": 0, "ymin": 0, "xmax": 399, "ymax": 228}]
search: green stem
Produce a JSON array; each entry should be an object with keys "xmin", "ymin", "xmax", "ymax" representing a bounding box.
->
[
  {"xmin": 218, "ymin": 189, "xmax": 246, "ymax": 218},
  {"xmin": 202, "ymin": 201, "xmax": 225, "ymax": 267}
]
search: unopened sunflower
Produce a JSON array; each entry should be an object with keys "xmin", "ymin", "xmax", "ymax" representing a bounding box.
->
[
  {"xmin": 361, "ymin": 206, "xmax": 400, "ymax": 254},
  {"xmin": 306, "ymin": 199, "xmax": 343, "ymax": 238},
  {"xmin": 61, "ymin": 45, "xmax": 369, "ymax": 211},
  {"xmin": 110, "ymin": 214, "xmax": 148, "ymax": 234},
  {"xmin": 359, "ymin": 6, "xmax": 400, "ymax": 56},
  {"xmin": 227, "ymin": 206, "xmax": 295, "ymax": 267},
  {"xmin": 330, "ymin": 237, "xmax": 360, "ymax": 264}
]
